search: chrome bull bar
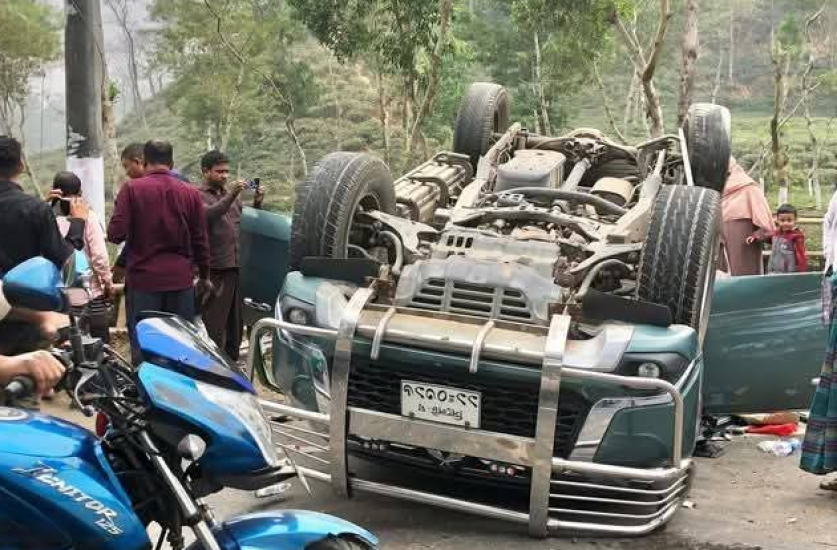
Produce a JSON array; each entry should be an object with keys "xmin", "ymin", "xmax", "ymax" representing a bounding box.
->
[{"xmin": 249, "ymin": 302, "xmax": 690, "ymax": 538}]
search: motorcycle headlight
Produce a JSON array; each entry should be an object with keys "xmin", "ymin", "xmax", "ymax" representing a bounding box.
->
[{"xmin": 195, "ymin": 381, "xmax": 280, "ymax": 468}]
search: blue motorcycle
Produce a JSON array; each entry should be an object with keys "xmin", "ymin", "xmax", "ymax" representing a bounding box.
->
[{"xmin": 0, "ymin": 256, "xmax": 378, "ymax": 550}]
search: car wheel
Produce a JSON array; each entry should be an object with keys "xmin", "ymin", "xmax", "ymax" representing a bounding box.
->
[
  {"xmin": 453, "ymin": 82, "xmax": 510, "ymax": 170},
  {"xmin": 683, "ymin": 103, "xmax": 731, "ymax": 193},
  {"xmin": 289, "ymin": 152, "xmax": 395, "ymax": 270},
  {"xmin": 636, "ymin": 185, "xmax": 721, "ymax": 343}
]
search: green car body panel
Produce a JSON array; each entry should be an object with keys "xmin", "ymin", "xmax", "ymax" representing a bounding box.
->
[
  {"xmin": 239, "ymin": 207, "xmax": 292, "ymax": 326},
  {"xmin": 703, "ymin": 272, "xmax": 824, "ymax": 414}
]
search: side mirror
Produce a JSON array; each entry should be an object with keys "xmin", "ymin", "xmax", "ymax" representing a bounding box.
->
[{"xmin": 2, "ymin": 257, "xmax": 66, "ymax": 312}]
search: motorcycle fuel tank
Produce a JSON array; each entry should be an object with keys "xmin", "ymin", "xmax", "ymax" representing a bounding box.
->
[{"xmin": 0, "ymin": 407, "xmax": 149, "ymax": 550}]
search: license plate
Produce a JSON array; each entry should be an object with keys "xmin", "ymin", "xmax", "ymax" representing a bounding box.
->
[{"xmin": 400, "ymin": 380, "xmax": 481, "ymax": 428}]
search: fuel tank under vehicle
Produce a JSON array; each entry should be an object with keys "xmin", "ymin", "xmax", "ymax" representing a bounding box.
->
[{"xmin": 0, "ymin": 408, "xmax": 149, "ymax": 550}]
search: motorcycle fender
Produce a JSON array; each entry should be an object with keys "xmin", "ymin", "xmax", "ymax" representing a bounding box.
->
[{"xmin": 198, "ymin": 510, "xmax": 378, "ymax": 550}]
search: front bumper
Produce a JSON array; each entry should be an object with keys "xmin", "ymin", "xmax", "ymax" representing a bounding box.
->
[{"xmin": 249, "ymin": 291, "xmax": 695, "ymax": 538}]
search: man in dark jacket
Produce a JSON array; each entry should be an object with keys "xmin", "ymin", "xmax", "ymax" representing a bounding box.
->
[
  {"xmin": 107, "ymin": 140, "xmax": 212, "ymax": 364},
  {"xmin": 0, "ymin": 136, "xmax": 86, "ymax": 354}
]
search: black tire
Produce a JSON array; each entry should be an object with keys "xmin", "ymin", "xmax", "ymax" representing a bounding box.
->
[
  {"xmin": 683, "ymin": 103, "xmax": 731, "ymax": 193},
  {"xmin": 305, "ymin": 535, "xmax": 375, "ymax": 550},
  {"xmin": 290, "ymin": 152, "xmax": 395, "ymax": 270},
  {"xmin": 636, "ymin": 185, "xmax": 721, "ymax": 341},
  {"xmin": 453, "ymin": 82, "xmax": 510, "ymax": 170}
]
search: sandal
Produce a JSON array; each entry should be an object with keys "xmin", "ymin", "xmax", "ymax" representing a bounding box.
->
[{"xmin": 819, "ymin": 479, "xmax": 837, "ymax": 491}]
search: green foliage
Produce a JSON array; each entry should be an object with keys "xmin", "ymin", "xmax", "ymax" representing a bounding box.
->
[
  {"xmin": 150, "ymin": 0, "xmax": 319, "ymax": 159},
  {"xmin": 0, "ymin": 0, "xmax": 59, "ymax": 118},
  {"xmin": 28, "ymin": 0, "xmax": 837, "ymax": 217},
  {"xmin": 288, "ymin": 0, "xmax": 439, "ymax": 84}
]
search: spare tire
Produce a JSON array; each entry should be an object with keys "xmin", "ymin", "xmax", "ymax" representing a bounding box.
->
[
  {"xmin": 453, "ymin": 82, "xmax": 510, "ymax": 170},
  {"xmin": 289, "ymin": 152, "xmax": 395, "ymax": 270},
  {"xmin": 636, "ymin": 185, "xmax": 721, "ymax": 342},
  {"xmin": 683, "ymin": 103, "xmax": 731, "ymax": 193}
]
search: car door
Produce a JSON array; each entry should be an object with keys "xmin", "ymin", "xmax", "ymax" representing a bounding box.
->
[
  {"xmin": 240, "ymin": 207, "xmax": 292, "ymax": 327},
  {"xmin": 702, "ymin": 272, "xmax": 825, "ymax": 414}
]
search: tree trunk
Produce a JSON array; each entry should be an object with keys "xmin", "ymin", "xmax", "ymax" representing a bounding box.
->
[
  {"xmin": 802, "ymin": 2, "xmax": 827, "ymax": 209},
  {"xmin": 593, "ymin": 62, "xmax": 627, "ymax": 143},
  {"xmin": 728, "ymin": 0, "xmax": 735, "ymax": 86},
  {"xmin": 220, "ymin": 63, "xmax": 246, "ymax": 151},
  {"xmin": 285, "ymin": 115, "xmax": 308, "ymax": 178},
  {"xmin": 101, "ymin": 77, "xmax": 119, "ymax": 202},
  {"xmin": 407, "ymin": 0, "xmax": 453, "ymax": 159},
  {"xmin": 105, "ymin": 0, "xmax": 146, "ymax": 129},
  {"xmin": 624, "ymin": 71, "xmax": 637, "ymax": 127},
  {"xmin": 148, "ymin": 75, "xmax": 157, "ymax": 98},
  {"xmin": 676, "ymin": 0, "xmax": 699, "ymax": 128},
  {"xmin": 15, "ymin": 103, "xmax": 42, "ymax": 198},
  {"xmin": 126, "ymin": 30, "xmax": 145, "ymax": 128},
  {"xmin": 402, "ymin": 76, "xmax": 414, "ymax": 160},
  {"xmin": 375, "ymin": 71, "xmax": 391, "ymax": 164},
  {"xmin": 328, "ymin": 53, "xmax": 342, "ymax": 149},
  {"xmin": 641, "ymin": 0, "xmax": 672, "ymax": 137},
  {"xmin": 770, "ymin": 31, "xmax": 789, "ymax": 203},
  {"xmin": 711, "ymin": 50, "xmax": 724, "ymax": 104},
  {"xmin": 533, "ymin": 30, "xmax": 552, "ymax": 136},
  {"xmin": 613, "ymin": 0, "xmax": 672, "ymax": 137}
]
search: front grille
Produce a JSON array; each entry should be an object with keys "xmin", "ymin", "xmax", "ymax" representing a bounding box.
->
[
  {"xmin": 347, "ymin": 360, "xmax": 588, "ymax": 458},
  {"xmin": 408, "ymin": 278, "xmax": 533, "ymax": 322}
]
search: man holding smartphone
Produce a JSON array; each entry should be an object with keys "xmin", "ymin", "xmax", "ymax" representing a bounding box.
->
[{"xmin": 198, "ymin": 150, "xmax": 264, "ymax": 360}]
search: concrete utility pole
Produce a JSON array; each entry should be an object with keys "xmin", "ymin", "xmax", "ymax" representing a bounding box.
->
[{"xmin": 65, "ymin": 0, "xmax": 106, "ymax": 220}]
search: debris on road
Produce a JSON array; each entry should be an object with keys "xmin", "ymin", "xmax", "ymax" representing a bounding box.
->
[
  {"xmin": 747, "ymin": 423, "xmax": 798, "ymax": 437},
  {"xmin": 254, "ymin": 482, "xmax": 293, "ymax": 499},
  {"xmin": 757, "ymin": 438, "xmax": 801, "ymax": 457}
]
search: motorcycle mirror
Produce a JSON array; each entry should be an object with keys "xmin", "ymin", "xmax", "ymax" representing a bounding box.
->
[
  {"xmin": 177, "ymin": 434, "xmax": 207, "ymax": 461},
  {"xmin": 2, "ymin": 257, "xmax": 66, "ymax": 312}
]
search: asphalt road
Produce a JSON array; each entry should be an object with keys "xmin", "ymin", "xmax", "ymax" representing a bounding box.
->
[{"xmin": 43, "ymin": 397, "xmax": 837, "ymax": 550}]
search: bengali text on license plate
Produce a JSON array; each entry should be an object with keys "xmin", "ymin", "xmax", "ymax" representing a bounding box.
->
[{"xmin": 400, "ymin": 380, "xmax": 481, "ymax": 428}]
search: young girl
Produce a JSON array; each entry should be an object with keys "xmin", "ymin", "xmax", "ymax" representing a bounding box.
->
[{"xmin": 51, "ymin": 171, "xmax": 113, "ymax": 342}]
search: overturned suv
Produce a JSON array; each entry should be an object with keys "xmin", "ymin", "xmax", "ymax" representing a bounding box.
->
[{"xmin": 255, "ymin": 83, "xmax": 732, "ymax": 537}]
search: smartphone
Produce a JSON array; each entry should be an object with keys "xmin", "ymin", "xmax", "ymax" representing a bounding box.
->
[
  {"xmin": 51, "ymin": 197, "xmax": 72, "ymax": 217},
  {"xmin": 247, "ymin": 178, "xmax": 261, "ymax": 190}
]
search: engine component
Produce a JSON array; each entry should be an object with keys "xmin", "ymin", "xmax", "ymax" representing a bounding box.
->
[
  {"xmin": 393, "ymin": 152, "xmax": 473, "ymax": 224},
  {"xmin": 394, "ymin": 256, "xmax": 564, "ymax": 324},
  {"xmin": 591, "ymin": 177, "xmax": 635, "ymax": 207},
  {"xmin": 495, "ymin": 150, "xmax": 566, "ymax": 192},
  {"xmin": 430, "ymin": 228, "xmax": 563, "ymax": 280}
]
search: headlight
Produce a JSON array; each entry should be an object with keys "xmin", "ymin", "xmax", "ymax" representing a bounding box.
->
[
  {"xmin": 288, "ymin": 308, "xmax": 309, "ymax": 325},
  {"xmin": 195, "ymin": 381, "xmax": 280, "ymax": 468},
  {"xmin": 637, "ymin": 363, "xmax": 661, "ymax": 379},
  {"xmin": 618, "ymin": 353, "xmax": 690, "ymax": 383}
]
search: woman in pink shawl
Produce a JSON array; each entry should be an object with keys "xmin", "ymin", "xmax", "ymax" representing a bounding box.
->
[{"xmin": 720, "ymin": 158, "xmax": 774, "ymax": 275}]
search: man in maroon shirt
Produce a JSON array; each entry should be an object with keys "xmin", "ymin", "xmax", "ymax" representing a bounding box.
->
[{"xmin": 107, "ymin": 140, "xmax": 212, "ymax": 364}]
